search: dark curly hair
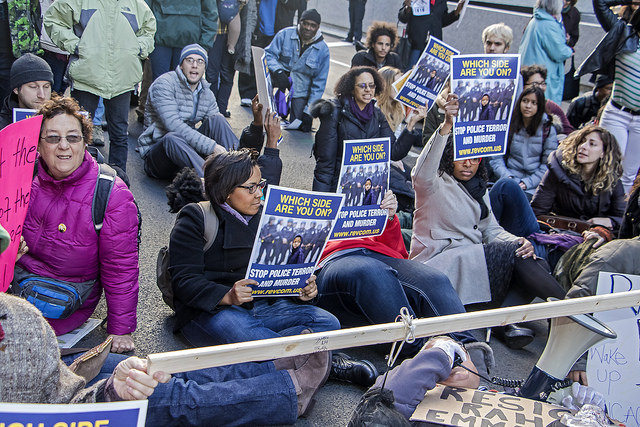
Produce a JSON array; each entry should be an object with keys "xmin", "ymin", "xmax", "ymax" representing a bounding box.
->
[
  {"xmin": 203, "ymin": 148, "xmax": 260, "ymax": 205},
  {"xmin": 365, "ymin": 21, "xmax": 397, "ymax": 50},
  {"xmin": 438, "ymin": 136, "xmax": 488, "ymax": 183},
  {"xmin": 38, "ymin": 94, "xmax": 93, "ymax": 145},
  {"xmin": 334, "ymin": 66, "xmax": 385, "ymax": 99},
  {"xmin": 520, "ymin": 64, "xmax": 547, "ymax": 84},
  {"xmin": 165, "ymin": 167, "xmax": 205, "ymax": 213}
]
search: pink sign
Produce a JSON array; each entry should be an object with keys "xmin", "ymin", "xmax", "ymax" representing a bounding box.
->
[{"xmin": 0, "ymin": 115, "xmax": 42, "ymax": 291}]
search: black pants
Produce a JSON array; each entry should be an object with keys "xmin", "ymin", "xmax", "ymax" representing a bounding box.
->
[{"xmin": 237, "ymin": 32, "xmax": 273, "ymax": 100}]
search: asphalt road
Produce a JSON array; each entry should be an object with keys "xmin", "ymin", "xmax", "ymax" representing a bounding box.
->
[{"xmin": 78, "ymin": 5, "xmax": 608, "ymax": 425}]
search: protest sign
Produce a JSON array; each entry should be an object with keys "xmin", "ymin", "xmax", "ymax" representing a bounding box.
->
[
  {"xmin": 451, "ymin": 54, "xmax": 519, "ymax": 161},
  {"xmin": 330, "ymin": 138, "xmax": 390, "ymax": 240},
  {"xmin": 252, "ymin": 47, "xmax": 284, "ymax": 143},
  {"xmin": 0, "ymin": 401, "xmax": 148, "ymax": 427},
  {"xmin": 0, "ymin": 115, "xmax": 42, "ymax": 291},
  {"xmin": 411, "ymin": 385, "xmax": 572, "ymax": 426},
  {"xmin": 246, "ymin": 186, "xmax": 344, "ymax": 297},
  {"xmin": 394, "ymin": 36, "xmax": 458, "ymax": 111},
  {"xmin": 13, "ymin": 108, "xmax": 37, "ymax": 123},
  {"xmin": 587, "ymin": 272, "xmax": 640, "ymax": 427}
]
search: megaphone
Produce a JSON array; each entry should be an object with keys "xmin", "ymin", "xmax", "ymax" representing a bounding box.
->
[{"xmin": 518, "ymin": 299, "xmax": 617, "ymax": 401}]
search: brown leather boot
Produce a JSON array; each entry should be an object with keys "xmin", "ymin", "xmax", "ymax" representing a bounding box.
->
[{"xmin": 286, "ymin": 350, "xmax": 331, "ymax": 417}]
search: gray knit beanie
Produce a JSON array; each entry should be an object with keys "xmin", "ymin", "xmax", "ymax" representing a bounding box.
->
[
  {"xmin": 10, "ymin": 53, "xmax": 54, "ymax": 90},
  {"xmin": 179, "ymin": 43, "xmax": 208, "ymax": 67}
]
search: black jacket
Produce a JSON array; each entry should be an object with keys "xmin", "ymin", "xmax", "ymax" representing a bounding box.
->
[
  {"xmin": 351, "ymin": 49, "xmax": 404, "ymax": 70},
  {"xmin": 531, "ymin": 148, "xmax": 626, "ymax": 234},
  {"xmin": 576, "ymin": 0, "xmax": 638, "ymax": 79},
  {"xmin": 310, "ymin": 98, "xmax": 413, "ymax": 192},
  {"xmin": 619, "ymin": 184, "xmax": 640, "ymax": 239},
  {"xmin": 398, "ymin": 0, "xmax": 459, "ymax": 53},
  {"xmin": 0, "ymin": 93, "xmax": 19, "ymax": 130},
  {"xmin": 169, "ymin": 147, "xmax": 282, "ymax": 331},
  {"xmin": 566, "ymin": 92, "xmax": 600, "ymax": 129}
]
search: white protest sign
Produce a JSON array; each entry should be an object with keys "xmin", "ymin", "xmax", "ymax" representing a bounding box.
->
[{"xmin": 588, "ymin": 272, "xmax": 640, "ymax": 427}]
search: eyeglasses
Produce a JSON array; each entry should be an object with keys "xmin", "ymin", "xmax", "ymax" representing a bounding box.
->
[
  {"xmin": 526, "ymin": 81, "xmax": 546, "ymax": 88},
  {"xmin": 455, "ymin": 157, "xmax": 482, "ymax": 165},
  {"xmin": 184, "ymin": 57, "xmax": 205, "ymax": 66},
  {"xmin": 40, "ymin": 135, "xmax": 84, "ymax": 144},
  {"xmin": 237, "ymin": 178, "xmax": 267, "ymax": 194},
  {"xmin": 355, "ymin": 83, "xmax": 376, "ymax": 90}
]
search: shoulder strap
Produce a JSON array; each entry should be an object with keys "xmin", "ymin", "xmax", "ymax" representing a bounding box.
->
[
  {"xmin": 92, "ymin": 163, "xmax": 117, "ymax": 234},
  {"xmin": 196, "ymin": 201, "xmax": 219, "ymax": 252}
]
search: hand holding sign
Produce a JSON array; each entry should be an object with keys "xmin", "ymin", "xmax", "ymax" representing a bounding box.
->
[{"xmin": 439, "ymin": 94, "xmax": 459, "ymax": 136}]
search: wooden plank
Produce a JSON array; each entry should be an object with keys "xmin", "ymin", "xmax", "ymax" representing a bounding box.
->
[{"xmin": 147, "ymin": 290, "xmax": 640, "ymax": 375}]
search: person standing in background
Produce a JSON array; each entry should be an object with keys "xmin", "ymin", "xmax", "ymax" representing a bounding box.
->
[
  {"xmin": 562, "ymin": 0, "xmax": 580, "ymax": 49},
  {"xmin": 344, "ymin": 0, "xmax": 367, "ymax": 44}
]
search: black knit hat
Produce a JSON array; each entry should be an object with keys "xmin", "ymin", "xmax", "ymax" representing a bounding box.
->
[
  {"xmin": 300, "ymin": 9, "xmax": 321, "ymax": 25},
  {"xmin": 10, "ymin": 53, "xmax": 54, "ymax": 90}
]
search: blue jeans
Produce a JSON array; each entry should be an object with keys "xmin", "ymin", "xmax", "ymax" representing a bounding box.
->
[
  {"xmin": 489, "ymin": 178, "xmax": 546, "ymax": 258},
  {"xmin": 64, "ymin": 354, "xmax": 298, "ymax": 426},
  {"xmin": 207, "ymin": 33, "xmax": 236, "ymax": 114},
  {"xmin": 316, "ymin": 249, "xmax": 476, "ymax": 353},
  {"xmin": 42, "ymin": 51, "xmax": 69, "ymax": 95},
  {"xmin": 347, "ymin": 0, "xmax": 367, "ymax": 41},
  {"xmin": 71, "ymin": 89, "xmax": 131, "ymax": 171},
  {"xmin": 182, "ymin": 297, "xmax": 340, "ymax": 347},
  {"xmin": 408, "ymin": 49, "xmax": 422, "ymax": 68},
  {"xmin": 149, "ymin": 46, "xmax": 183, "ymax": 81}
]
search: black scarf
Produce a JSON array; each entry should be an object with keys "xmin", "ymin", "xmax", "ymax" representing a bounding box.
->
[{"xmin": 460, "ymin": 176, "xmax": 489, "ymax": 220}]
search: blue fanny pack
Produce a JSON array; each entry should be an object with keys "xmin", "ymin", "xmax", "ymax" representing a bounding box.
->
[{"xmin": 11, "ymin": 266, "xmax": 96, "ymax": 319}]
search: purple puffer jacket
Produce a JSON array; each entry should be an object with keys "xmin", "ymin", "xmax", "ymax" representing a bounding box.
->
[{"xmin": 17, "ymin": 151, "xmax": 139, "ymax": 336}]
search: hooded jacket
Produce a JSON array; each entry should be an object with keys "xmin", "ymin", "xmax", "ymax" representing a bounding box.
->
[
  {"xmin": 17, "ymin": 151, "xmax": 139, "ymax": 336},
  {"xmin": 531, "ymin": 147, "xmax": 626, "ymax": 233},
  {"xmin": 0, "ymin": 93, "xmax": 19, "ymax": 130},
  {"xmin": 146, "ymin": 0, "xmax": 218, "ymax": 49},
  {"xmin": 351, "ymin": 49, "xmax": 404, "ymax": 70}
]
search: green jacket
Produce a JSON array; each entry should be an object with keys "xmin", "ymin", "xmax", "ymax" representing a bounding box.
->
[
  {"xmin": 8, "ymin": 0, "xmax": 43, "ymax": 57},
  {"xmin": 145, "ymin": 0, "xmax": 218, "ymax": 50},
  {"xmin": 44, "ymin": 0, "xmax": 156, "ymax": 99}
]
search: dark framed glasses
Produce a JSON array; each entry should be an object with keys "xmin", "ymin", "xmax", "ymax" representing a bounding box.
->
[{"xmin": 237, "ymin": 178, "xmax": 267, "ymax": 194}]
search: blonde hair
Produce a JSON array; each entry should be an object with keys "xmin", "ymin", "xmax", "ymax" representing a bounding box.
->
[
  {"xmin": 377, "ymin": 66, "xmax": 405, "ymax": 131},
  {"xmin": 560, "ymin": 125, "xmax": 623, "ymax": 195}
]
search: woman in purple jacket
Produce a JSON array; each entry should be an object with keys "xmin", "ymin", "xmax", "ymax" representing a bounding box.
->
[{"xmin": 16, "ymin": 96, "xmax": 139, "ymax": 353}]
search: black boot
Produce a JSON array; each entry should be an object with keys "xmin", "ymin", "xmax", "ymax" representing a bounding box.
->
[
  {"xmin": 329, "ymin": 352, "xmax": 378, "ymax": 387},
  {"xmin": 492, "ymin": 324, "xmax": 535, "ymax": 349}
]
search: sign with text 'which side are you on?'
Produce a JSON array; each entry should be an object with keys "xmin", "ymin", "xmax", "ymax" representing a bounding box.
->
[
  {"xmin": 588, "ymin": 272, "xmax": 640, "ymax": 427},
  {"xmin": 451, "ymin": 54, "xmax": 520, "ymax": 161},
  {"xmin": 0, "ymin": 115, "xmax": 42, "ymax": 291},
  {"xmin": 0, "ymin": 400, "xmax": 148, "ymax": 427},
  {"xmin": 246, "ymin": 185, "xmax": 344, "ymax": 297}
]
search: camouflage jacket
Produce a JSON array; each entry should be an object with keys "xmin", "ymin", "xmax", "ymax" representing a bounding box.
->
[{"xmin": 8, "ymin": 0, "xmax": 43, "ymax": 57}]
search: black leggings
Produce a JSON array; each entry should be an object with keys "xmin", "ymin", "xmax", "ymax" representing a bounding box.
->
[{"xmin": 505, "ymin": 256, "xmax": 567, "ymax": 306}]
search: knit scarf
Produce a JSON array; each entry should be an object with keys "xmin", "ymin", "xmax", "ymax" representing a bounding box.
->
[
  {"xmin": 460, "ymin": 176, "xmax": 489, "ymax": 220},
  {"xmin": 349, "ymin": 96, "xmax": 374, "ymax": 123}
]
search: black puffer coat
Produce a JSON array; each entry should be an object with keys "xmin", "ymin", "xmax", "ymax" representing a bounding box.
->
[{"xmin": 310, "ymin": 98, "xmax": 415, "ymax": 192}]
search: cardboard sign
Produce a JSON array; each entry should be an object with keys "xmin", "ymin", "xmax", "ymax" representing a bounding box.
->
[
  {"xmin": 246, "ymin": 185, "xmax": 344, "ymax": 296},
  {"xmin": 0, "ymin": 115, "xmax": 42, "ymax": 291},
  {"xmin": 588, "ymin": 272, "xmax": 640, "ymax": 427},
  {"xmin": 0, "ymin": 400, "xmax": 148, "ymax": 427},
  {"xmin": 13, "ymin": 108, "xmax": 37, "ymax": 123},
  {"xmin": 411, "ymin": 385, "xmax": 572, "ymax": 426},
  {"xmin": 451, "ymin": 54, "xmax": 519, "ymax": 161}
]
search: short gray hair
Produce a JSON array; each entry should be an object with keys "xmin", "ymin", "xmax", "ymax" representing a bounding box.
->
[{"xmin": 536, "ymin": 0, "xmax": 563, "ymax": 16}]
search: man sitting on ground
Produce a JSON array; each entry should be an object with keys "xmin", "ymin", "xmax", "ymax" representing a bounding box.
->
[
  {"xmin": 138, "ymin": 44, "xmax": 238, "ymax": 179},
  {"xmin": 351, "ymin": 21, "xmax": 403, "ymax": 70},
  {"xmin": 265, "ymin": 9, "xmax": 330, "ymax": 132},
  {"xmin": 566, "ymin": 75, "xmax": 613, "ymax": 129},
  {"xmin": 0, "ymin": 53, "xmax": 53, "ymax": 129}
]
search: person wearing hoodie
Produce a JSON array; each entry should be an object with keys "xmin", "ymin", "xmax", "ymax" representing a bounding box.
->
[
  {"xmin": 518, "ymin": 0, "xmax": 573, "ymax": 104},
  {"xmin": 566, "ymin": 75, "xmax": 613, "ymax": 129},
  {"xmin": 478, "ymin": 93, "xmax": 495, "ymax": 121}
]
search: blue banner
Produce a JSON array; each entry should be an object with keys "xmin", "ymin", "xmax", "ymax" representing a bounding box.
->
[
  {"xmin": 247, "ymin": 186, "xmax": 344, "ymax": 297},
  {"xmin": 450, "ymin": 54, "xmax": 520, "ymax": 161},
  {"xmin": 331, "ymin": 138, "xmax": 390, "ymax": 240},
  {"xmin": 394, "ymin": 36, "xmax": 459, "ymax": 110}
]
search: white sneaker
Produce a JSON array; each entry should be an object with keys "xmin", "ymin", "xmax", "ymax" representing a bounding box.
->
[
  {"xmin": 240, "ymin": 98, "xmax": 252, "ymax": 107},
  {"xmin": 92, "ymin": 126, "xmax": 105, "ymax": 146}
]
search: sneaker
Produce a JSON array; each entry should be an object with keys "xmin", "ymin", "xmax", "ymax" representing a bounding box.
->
[
  {"xmin": 92, "ymin": 126, "xmax": 105, "ymax": 146},
  {"xmin": 240, "ymin": 98, "xmax": 252, "ymax": 107},
  {"xmin": 222, "ymin": 110, "xmax": 231, "ymax": 118},
  {"xmin": 329, "ymin": 352, "xmax": 378, "ymax": 387}
]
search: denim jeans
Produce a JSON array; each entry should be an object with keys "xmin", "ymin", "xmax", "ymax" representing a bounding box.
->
[
  {"xmin": 489, "ymin": 178, "xmax": 546, "ymax": 258},
  {"xmin": 347, "ymin": 0, "xmax": 367, "ymax": 41},
  {"xmin": 181, "ymin": 297, "xmax": 340, "ymax": 347},
  {"xmin": 149, "ymin": 46, "xmax": 183, "ymax": 81},
  {"xmin": 71, "ymin": 89, "xmax": 131, "ymax": 171},
  {"xmin": 64, "ymin": 354, "xmax": 298, "ymax": 426},
  {"xmin": 316, "ymin": 249, "xmax": 476, "ymax": 353},
  {"xmin": 207, "ymin": 33, "xmax": 236, "ymax": 114},
  {"xmin": 599, "ymin": 100, "xmax": 640, "ymax": 192},
  {"xmin": 42, "ymin": 50, "xmax": 69, "ymax": 95}
]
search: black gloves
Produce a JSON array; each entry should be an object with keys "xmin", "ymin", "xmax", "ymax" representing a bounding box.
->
[
  {"xmin": 299, "ymin": 113, "xmax": 313, "ymax": 132},
  {"xmin": 272, "ymin": 69, "xmax": 291, "ymax": 91}
]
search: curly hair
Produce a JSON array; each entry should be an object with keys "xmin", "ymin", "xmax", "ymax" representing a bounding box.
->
[
  {"xmin": 560, "ymin": 125, "xmax": 623, "ymax": 195},
  {"xmin": 377, "ymin": 66, "xmax": 404, "ymax": 131},
  {"xmin": 203, "ymin": 148, "xmax": 260, "ymax": 205},
  {"xmin": 438, "ymin": 136, "xmax": 488, "ymax": 183},
  {"xmin": 334, "ymin": 66, "xmax": 385, "ymax": 99},
  {"xmin": 365, "ymin": 21, "xmax": 397, "ymax": 50},
  {"xmin": 37, "ymin": 94, "xmax": 93, "ymax": 145},
  {"xmin": 520, "ymin": 64, "xmax": 547, "ymax": 83}
]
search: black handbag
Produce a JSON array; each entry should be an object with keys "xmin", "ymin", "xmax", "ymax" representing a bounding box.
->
[
  {"xmin": 394, "ymin": 26, "xmax": 412, "ymax": 72},
  {"xmin": 562, "ymin": 57, "xmax": 580, "ymax": 101}
]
